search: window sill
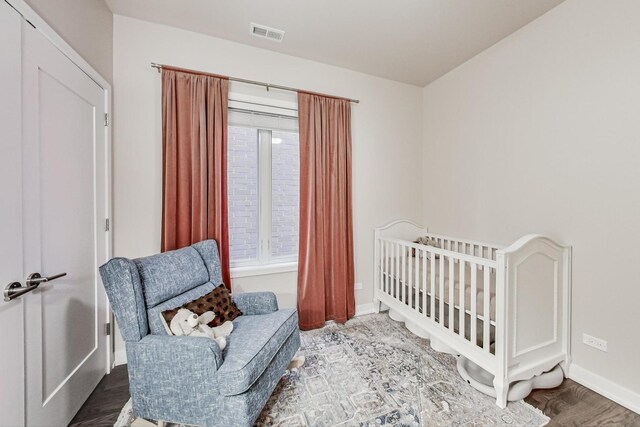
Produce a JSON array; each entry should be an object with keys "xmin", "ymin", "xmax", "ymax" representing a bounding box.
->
[{"xmin": 230, "ymin": 262, "xmax": 298, "ymax": 279}]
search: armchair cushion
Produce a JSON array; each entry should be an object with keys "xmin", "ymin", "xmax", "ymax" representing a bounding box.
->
[
  {"xmin": 134, "ymin": 246, "xmax": 210, "ymax": 308},
  {"xmin": 217, "ymin": 308, "xmax": 298, "ymax": 396},
  {"xmin": 232, "ymin": 291, "xmax": 279, "ymax": 315}
]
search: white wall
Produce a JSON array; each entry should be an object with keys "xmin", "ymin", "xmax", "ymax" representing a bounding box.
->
[
  {"xmin": 112, "ymin": 15, "xmax": 423, "ymax": 358},
  {"xmin": 24, "ymin": 0, "xmax": 113, "ymax": 83},
  {"xmin": 422, "ymin": 0, "xmax": 640, "ymax": 409}
]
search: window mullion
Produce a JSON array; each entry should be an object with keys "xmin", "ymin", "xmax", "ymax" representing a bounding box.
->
[
  {"xmin": 265, "ymin": 130, "xmax": 273, "ymax": 264},
  {"xmin": 258, "ymin": 129, "xmax": 272, "ymax": 264}
]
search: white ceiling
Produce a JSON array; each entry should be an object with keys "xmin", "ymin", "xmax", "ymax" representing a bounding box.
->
[{"xmin": 105, "ymin": 0, "xmax": 563, "ymax": 86}]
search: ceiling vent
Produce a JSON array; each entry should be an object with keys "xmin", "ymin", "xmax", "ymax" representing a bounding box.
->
[{"xmin": 250, "ymin": 23, "xmax": 285, "ymax": 42}]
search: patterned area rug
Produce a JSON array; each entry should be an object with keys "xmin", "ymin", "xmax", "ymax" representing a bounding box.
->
[{"xmin": 115, "ymin": 313, "xmax": 549, "ymax": 426}]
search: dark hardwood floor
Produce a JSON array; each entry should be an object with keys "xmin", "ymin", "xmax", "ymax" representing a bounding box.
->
[
  {"xmin": 525, "ymin": 379, "xmax": 640, "ymax": 426},
  {"xmin": 69, "ymin": 366, "xmax": 639, "ymax": 426},
  {"xmin": 69, "ymin": 365, "xmax": 130, "ymax": 427}
]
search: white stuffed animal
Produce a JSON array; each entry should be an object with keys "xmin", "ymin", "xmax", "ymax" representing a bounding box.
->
[{"xmin": 169, "ymin": 308, "xmax": 234, "ymax": 351}]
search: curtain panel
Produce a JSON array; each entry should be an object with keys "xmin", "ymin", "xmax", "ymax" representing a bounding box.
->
[
  {"xmin": 297, "ymin": 92, "xmax": 355, "ymax": 330},
  {"xmin": 161, "ymin": 67, "xmax": 231, "ymax": 288}
]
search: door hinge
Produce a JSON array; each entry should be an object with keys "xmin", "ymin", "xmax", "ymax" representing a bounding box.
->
[
  {"xmin": 104, "ymin": 113, "xmax": 110, "ymax": 127},
  {"xmin": 104, "ymin": 323, "xmax": 111, "ymax": 336},
  {"xmin": 105, "ymin": 218, "xmax": 110, "ymax": 232}
]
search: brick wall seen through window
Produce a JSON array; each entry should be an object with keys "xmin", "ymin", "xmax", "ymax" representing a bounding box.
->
[{"xmin": 227, "ymin": 125, "xmax": 299, "ymax": 264}]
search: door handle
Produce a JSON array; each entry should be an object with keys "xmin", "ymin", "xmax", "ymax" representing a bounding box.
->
[
  {"xmin": 3, "ymin": 272, "xmax": 67, "ymax": 302},
  {"xmin": 26, "ymin": 272, "xmax": 67, "ymax": 286}
]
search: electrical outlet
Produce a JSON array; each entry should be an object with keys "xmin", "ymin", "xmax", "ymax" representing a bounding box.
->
[
  {"xmin": 354, "ymin": 282, "xmax": 363, "ymax": 290},
  {"xmin": 582, "ymin": 333, "xmax": 607, "ymax": 352}
]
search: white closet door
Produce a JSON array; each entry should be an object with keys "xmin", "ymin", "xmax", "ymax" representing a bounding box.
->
[
  {"xmin": 21, "ymin": 17, "xmax": 109, "ymax": 427},
  {"xmin": 0, "ymin": 1, "xmax": 25, "ymax": 424}
]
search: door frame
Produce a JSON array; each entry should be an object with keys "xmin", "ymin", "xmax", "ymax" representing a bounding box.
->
[{"xmin": 6, "ymin": 0, "xmax": 114, "ymax": 372}]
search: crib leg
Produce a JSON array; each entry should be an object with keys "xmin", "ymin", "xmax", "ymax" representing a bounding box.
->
[
  {"xmin": 560, "ymin": 355, "xmax": 571, "ymax": 378},
  {"xmin": 494, "ymin": 377, "xmax": 509, "ymax": 409},
  {"xmin": 373, "ymin": 299, "xmax": 381, "ymax": 313}
]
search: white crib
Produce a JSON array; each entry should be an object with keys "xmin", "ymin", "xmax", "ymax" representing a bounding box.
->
[{"xmin": 373, "ymin": 220, "xmax": 571, "ymax": 408}]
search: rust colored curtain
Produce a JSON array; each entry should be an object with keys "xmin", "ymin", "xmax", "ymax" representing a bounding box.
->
[
  {"xmin": 297, "ymin": 92, "xmax": 355, "ymax": 330},
  {"xmin": 161, "ymin": 67, "xmax": 231, "ymax": 288}
]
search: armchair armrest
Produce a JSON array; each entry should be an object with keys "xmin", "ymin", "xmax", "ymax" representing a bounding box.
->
[
  {"xmin": 128, "ymin": 334, "xmax": 224, "ymax": 368},
  {"xmin": 232, "ymin": 291, "xmax": 279, "ymax": 315},
  {"xmin": 126, "ymin": 335, "xmax": 224, "ymax": 423}
]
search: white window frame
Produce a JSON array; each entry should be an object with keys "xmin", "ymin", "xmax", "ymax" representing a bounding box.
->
[{"xmin": 228, "ymin": 91, "xmax": 299, "ymax": 276}]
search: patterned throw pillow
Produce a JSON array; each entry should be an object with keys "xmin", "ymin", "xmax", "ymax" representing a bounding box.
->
[{"xmin": 161, "ymin": 286, "xmax": 243, "ymax": 328}]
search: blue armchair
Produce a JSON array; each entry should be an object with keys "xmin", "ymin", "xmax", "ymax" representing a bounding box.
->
[{"xmin": 99, "ymin": 240, "xmax": 300, "ymax": 427}]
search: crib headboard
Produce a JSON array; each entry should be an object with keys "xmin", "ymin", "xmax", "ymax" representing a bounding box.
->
[{"xmin": 374, "ymin": 219, "xmax": 428, "ymax": 241}]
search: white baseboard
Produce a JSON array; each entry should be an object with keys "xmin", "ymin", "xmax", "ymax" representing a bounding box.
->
[
  {"xmin": 355, "ymin": 303, "xmax": 375, "ymax": 317},
  {"xmin": 114, "ymin": 349, "xmax": 127, "ymax": 367},
  {"xmin": 569, "ymin": 363, "xmax": 640, "ymax": 414}
]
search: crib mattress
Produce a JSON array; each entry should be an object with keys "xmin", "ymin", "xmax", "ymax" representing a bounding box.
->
[{"xmin": 382, "ymin": 255, "xmax": 496, "ymax": 320}]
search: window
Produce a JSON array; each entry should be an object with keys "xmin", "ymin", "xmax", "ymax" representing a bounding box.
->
[
  {"xmin": 227, "ymin": 103, "xmax": 299, "ymax": 269},
  {"xmin": 270, "ymin": 130, "xmax": 300, "ymax": 259}
]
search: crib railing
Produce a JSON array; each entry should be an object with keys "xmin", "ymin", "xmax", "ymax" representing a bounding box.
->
[
  {"xmin": 421, "ymin": 232, "xmax": 502, "ymax": 262},
  {"xmin": 378, "ymin": 237, "xmax": 498, "ymax": 354}
]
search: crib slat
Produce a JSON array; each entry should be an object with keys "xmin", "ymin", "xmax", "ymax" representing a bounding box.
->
[
  {"xmin": 448, "ymin": 255, "xmax": 455, "ymax": 331},
  {"xmin": 422, "ymin": 248, "xmax": 427, "ymax": 316},
  {"xmin": 398, "ymin": 243, "xmax": 402, "ymax": 300},
  {"xmin": 414, "ymin": 248, "xmax": 420, "ymax": 313},
  {"xmin": 459, "ymin": 259, "xmax": 466, "ymax": 340},
  {"xmin": 387, "ymin": 242, "xmax": 395, "ymax": 296},
  {"xmin": 471, "ymin": 263, "xmax": 477, "ymax": 346},
  {"xmin": 483, "ymin": 266, "xmax": 491, "ymax": 352},
  {"xmin": 398, "ymin": 243, "xmax": 402, "ymax": 298},
  {"xmin": 395, "ymin": 243, "xmax": 400, "ymax": 300},
  {"xmin": 378, "ymin": 240, "xmax": 385, "ymax": 292},
  {"xmin": 402, "ymin": 245, "xmax": 407, "ymax": 304},
  {"xmin": 385, "ymin": 241, "xmax": 391, "ymax": 295},
  {"xmin": 439, "ymin": 254, "xmax": 445, "ymax": 326},
  {"xmin": 407, "ymin": 247, "xmax": 413, "ymax": 309},
  {"xmin": 386, "ymin": 241, "xmax": 391, "ymax": 295},
  {"xmin": 430, "ymin": 252, "xmax": 436, "ymax": 320},
  {"xmin": 385, "ymin": 241, "xmax": 389, "ymax": 294}
]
